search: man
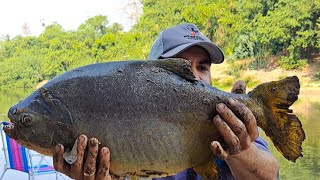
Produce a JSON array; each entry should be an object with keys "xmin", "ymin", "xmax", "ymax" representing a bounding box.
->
[{"xmin": 53, "ymin": 23, "xmax": 279, "ymax": 180}]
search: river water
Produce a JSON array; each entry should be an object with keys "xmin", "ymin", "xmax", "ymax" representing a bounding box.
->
[{"xmin": 0, "ymin": 89, "xmax": 319, "ymax": 179}]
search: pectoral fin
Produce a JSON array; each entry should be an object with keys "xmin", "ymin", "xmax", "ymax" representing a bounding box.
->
[{"xmin": 194, "ymin": 160, "xmax": 220, "ymax": 180}]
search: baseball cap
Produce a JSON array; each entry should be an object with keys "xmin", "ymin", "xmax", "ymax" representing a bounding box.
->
[{"xmin": 148, "ymin": 23, "xmax": 224, "ymax": 64}]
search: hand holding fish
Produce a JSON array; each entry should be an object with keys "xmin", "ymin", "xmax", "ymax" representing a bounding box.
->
[
  {"xmin": 210, "ymin": 97, "xmax": 259, "ymax": 159},
  {"xmin": 211, "ymin": 80, "xmax": 258, "ymax": 158},
  {"xmin": 210, "ymin": 81, "xmax": 279, "ymax": 179},
  {"xmin": 53, "ymin": 135, "xmax": 117, "ymax": 180}
]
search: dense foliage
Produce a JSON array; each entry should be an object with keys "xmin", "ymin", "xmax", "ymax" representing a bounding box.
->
[{"xmin": 0, "ymin": 0, "xmax": 319, "ymax": 90}]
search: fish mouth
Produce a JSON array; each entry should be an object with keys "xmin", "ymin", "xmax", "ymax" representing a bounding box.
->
[
  {"xmin": 3, "ymin": 122, "xmax": 28, "ymax": 144},
  {"xmin": 2, "ymin": 122, "xmax": 19, "ymax": 140},
  {"xmin": 3, "ymin": 122, "xmax": 53, "ymax": 156},
  {"xmin": 3, "ymin": 122, "xmax": 14, "ymax": 130}
]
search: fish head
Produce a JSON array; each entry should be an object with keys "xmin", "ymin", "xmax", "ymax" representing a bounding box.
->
[{"xmin": 4, "ymin": 88, "xmax": 75, "ymax": 156}]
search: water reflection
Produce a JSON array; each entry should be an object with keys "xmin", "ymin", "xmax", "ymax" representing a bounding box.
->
[{"xmin": 0, "ymin": 89, "xmax": 319, "ymax": 179}]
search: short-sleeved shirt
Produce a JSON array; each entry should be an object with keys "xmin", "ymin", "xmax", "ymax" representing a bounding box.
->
[{"xmin": 152, "ymin": 136, "xmax": 269, "ymax": 180}]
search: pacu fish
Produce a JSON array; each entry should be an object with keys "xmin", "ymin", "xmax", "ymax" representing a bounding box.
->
[{"xmin": 4, "ymin": 58, "xmax": 305, "ymax": 179}]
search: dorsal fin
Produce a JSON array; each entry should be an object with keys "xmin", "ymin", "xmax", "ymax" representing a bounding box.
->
[{"xmin": 152, "ymin": 58, "xmax": 196, "ymax": 82}]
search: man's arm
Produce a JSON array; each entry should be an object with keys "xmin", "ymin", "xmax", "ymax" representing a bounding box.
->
[{"xmin": 225, "ymin": 143, "xmax": 278, "ymax": 179}]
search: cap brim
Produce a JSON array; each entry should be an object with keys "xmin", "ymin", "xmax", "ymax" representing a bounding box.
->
[{"xmin": 161, "ymin": 42, "xmax": 224, "ymax": 64}]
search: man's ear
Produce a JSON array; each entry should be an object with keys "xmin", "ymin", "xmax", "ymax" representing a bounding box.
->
[{"xmin": 231, "ymin": 80, "xmax": 246, "ymax": 94}]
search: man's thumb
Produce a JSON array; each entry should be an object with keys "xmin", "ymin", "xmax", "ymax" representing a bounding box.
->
[{"xmin": 231, "ymin": 80, "xmax": 246, "ymax": 94}]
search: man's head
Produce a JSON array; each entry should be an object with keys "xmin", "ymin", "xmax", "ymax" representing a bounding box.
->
[
  {"xmin": 148, "ymin": 23, "xmax": 224, "ymax": 64},
  {"xmin": 149, "ymin": 23, "xmax": 224, "ymax": 84}
]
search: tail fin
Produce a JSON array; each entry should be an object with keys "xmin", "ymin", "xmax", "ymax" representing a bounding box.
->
[{"xmin": 248, "ymin": 76, "xmax": 305, "ymax": 162}]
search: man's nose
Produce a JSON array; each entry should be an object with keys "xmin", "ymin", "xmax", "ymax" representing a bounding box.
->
[
  {"xmin": 194, "ymin": 74, "xmax": 201, "ymax": 80},
  {"xmin": 191, "ymin": 67, "xmax": 201, "ymax": 80}
]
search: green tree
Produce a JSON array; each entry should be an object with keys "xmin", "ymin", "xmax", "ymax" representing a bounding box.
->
[
  {"xmin": 255, "ymin": 0, "xmax": 320, "ymax": 60},
  {"xmin": 0, "ymin": 0, "xmax": 319, "ymax": 90}
]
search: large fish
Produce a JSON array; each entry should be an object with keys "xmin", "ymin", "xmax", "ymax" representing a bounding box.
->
[{"xmin": 4, "ymin": 58, "xmax": 305, "ymax": 179}]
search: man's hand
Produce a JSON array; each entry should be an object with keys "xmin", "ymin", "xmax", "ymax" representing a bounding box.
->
[
  {"xmin": 53, "ymin": 135, "xmax": 117, "ymax": 180},
  {"xmin": 210, "ymin": 80, "xmax": 257, "ymax": 159},
  {"xmin": 210, "ymin": 80, "xmax": 279, "ymax": 179},
  {"xmin": 210, "ymin": 97, "xmax": 259, "ymax": 159}
]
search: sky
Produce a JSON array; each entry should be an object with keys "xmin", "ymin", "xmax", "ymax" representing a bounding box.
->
[{"xmin": 0, "ymin": 0, "xmax": 135, "ymax": 37}]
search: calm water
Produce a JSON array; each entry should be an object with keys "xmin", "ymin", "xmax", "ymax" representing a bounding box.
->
[{"xmin": 0, "ymin": 89, "xmax": 319, "ymax": 179}]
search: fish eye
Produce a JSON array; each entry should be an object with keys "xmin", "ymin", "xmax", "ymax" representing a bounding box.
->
[{"xmin": 19, "ymin": 114, "xmax": 32, "ymax": 126}]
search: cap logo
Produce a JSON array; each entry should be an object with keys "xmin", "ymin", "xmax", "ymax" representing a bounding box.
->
[
  {"xmin": 184, "ymin": 25, "xmax": 204, "ymax": 41},
  {"xmin": 186, "ymin": 25, "xmax": 199, "ymax": 37}
]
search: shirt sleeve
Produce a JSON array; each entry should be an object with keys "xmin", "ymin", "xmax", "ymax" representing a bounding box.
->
[
  {"xmin": 254, "ymin": 131, "xmax": 270, "ymax": 152},
  {"xmin": 152, "ymin": 168, "xmax": 201, "ymax": 180}
]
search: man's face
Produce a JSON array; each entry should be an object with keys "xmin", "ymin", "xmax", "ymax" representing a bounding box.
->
[{"xmin": 175, "ymin": 46, "xmax": 211, "ymax": 84}]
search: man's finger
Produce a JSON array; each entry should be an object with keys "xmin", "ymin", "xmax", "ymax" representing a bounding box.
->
[
  {"xmin": 53, "ymin": 144, "xmax": 71, "ymax": 176},
  {"xmin": 227, "ymin": 98, "xmax": 258, "ymax": 140},
  {"xmin": 84, "ymin": 138, "xmax": 99, "ymax": 180},
  {"xmin": 71, "ymin": 134, "xmax": 87, "ymax": 175},
  {"xmin": 231, "ymin": 80, "xmax": 246, "ymax": 94},
  {"xmin": 211, "ymin": 141, "xmax": 228, "ymax": 160},
  {"xmin": 213, "ymin": 115, "xmax": 240, "ymax": 155},
  {"xmin": 216, "ymin": 103, "xmax": 249, "ymax": 143},
  {"xmin": 96, "ymin": 147, "xmax": 112, "ymax": 179}
]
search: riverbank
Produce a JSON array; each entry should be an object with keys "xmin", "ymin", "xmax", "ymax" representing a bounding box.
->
[{"xmin": 210, "ymin": 60, "xmax": 320, "ymax": 91}]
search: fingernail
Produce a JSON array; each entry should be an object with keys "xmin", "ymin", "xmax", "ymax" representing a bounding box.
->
[
  {"xmin": 228, "ymin": 98, "xmax": 236, "ymax": 105},
  {"xmin": 216, "ymin": 103, "xmax": 225, "ymax": 110},
  {"xmin": 102, "ymin": 147, "xmax": 109, "ymax": 154},
  {"xmin": 210, "ymin": 142, "xmax": 221, "ymax": 154},
  {"xmin": 89, "ymin": 138, "xmax": 98, "ymax": 147},
  {"xmin": 211, "ymin": 141, "xmax": 216, "ymax": 147},
  {"xmin": 213, "ymin": 115, "xmax": 221, "ymax": 124},
  {"xmin": 77, "ymin": 135, "xmax": 85, "ymax": 144},
  {"xmin": 213, "ymin": 115, "xmax": 220, "ymax": 121},
  {"xmin": 55, "ymin": 144, "xmax": 61, "ymax": 153}
]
